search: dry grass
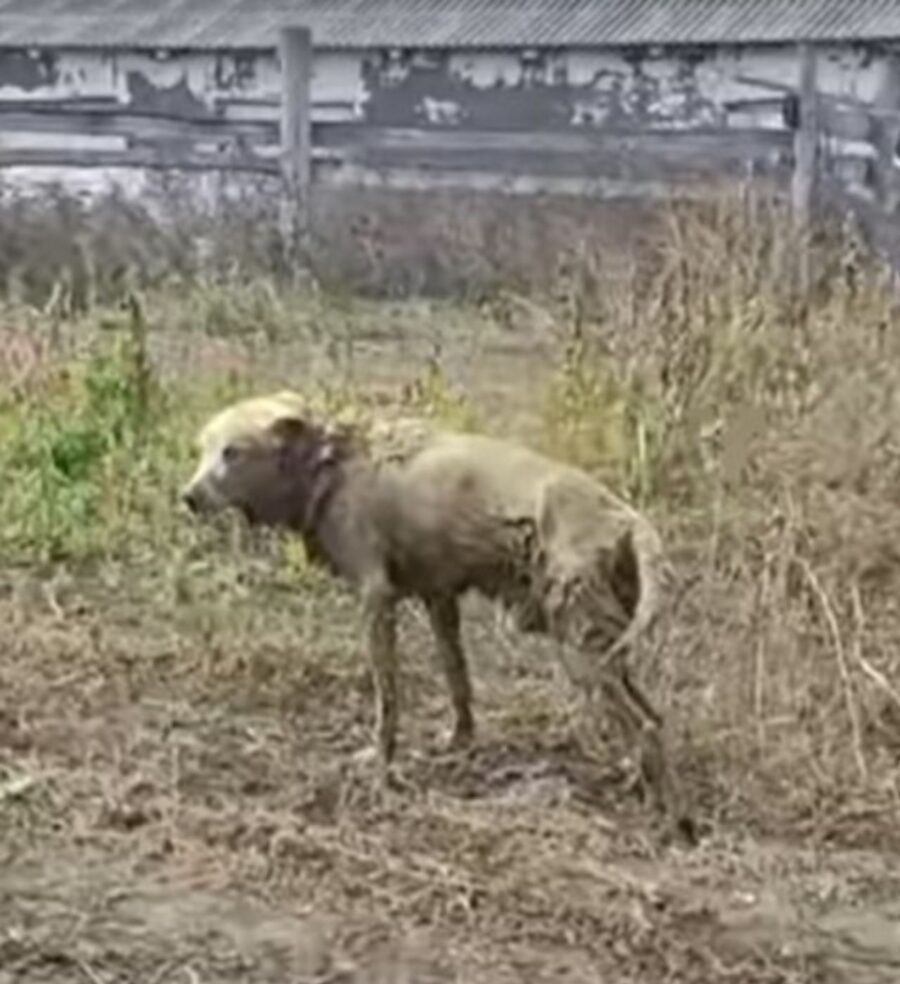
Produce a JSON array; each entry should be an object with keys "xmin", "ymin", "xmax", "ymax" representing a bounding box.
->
[
  {"xmin": 1, "ymin": 181, "xmax": 899, "ymax": 982},
  {"xmin": 0, "ymin": 172, "xmax": 661, "ymax": 306}
]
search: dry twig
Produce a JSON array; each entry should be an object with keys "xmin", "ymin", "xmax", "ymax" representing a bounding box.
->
[{"xmin": 800, "ymin": 560, "xmax": 867, "ymax": 781}]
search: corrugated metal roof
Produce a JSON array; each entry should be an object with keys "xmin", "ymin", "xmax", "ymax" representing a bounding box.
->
[{"xmin": 0, "ymin": 0, "xmax": 899, "ymax": 51}]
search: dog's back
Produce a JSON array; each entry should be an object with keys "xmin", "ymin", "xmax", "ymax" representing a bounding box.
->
[
  {"xmin": 394, "ymin": 430, "xmax": 638, "ymax": 536},
  {"xmin": 384, "ymin": 429, "xmax": 665, "ymax": 648}
]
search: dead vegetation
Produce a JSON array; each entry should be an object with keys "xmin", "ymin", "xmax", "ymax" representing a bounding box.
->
[{"xmin": 1, "ymin": 180, "xmax": 899, "ymax": 982}]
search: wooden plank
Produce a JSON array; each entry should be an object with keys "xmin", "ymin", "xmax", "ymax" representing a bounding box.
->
[
  {"xmin": 0, "ymin": 97, "xmax": 119, "ymax": 111},
  {"xmin": 0, "ymin": 145, "xmax": 787, "ymax": 203},
  {"xmin": 792, "ymin": 43, "xmax": 819, "ymax": 227},
  {"xmin": 316, "ymin": 124, "xmax": 792, "ymax": 157},
  {"xmin": 222, "ymin": 103, "xmax": 358, "ymax": 125},
  {"xmin": 0, "ymin": 97, "xmax": 355, "ymax": 129},
  {"xmin": 0, "ymin": 127, "xmax": 789, "ymax": 188},
  {"xmin": 314, "ymin": 160, "xmax": 738, "ymax": 201},
  {"xmin": 0, "ymin": 147, "xmax": 280, "ymax": 174},
  {"xmin": 279, "ymin": 25, "xmax": 312, "ymax": 261},
  {"xmin": 318, "ymin": 124, "xmax": 794, "ymax": 152},
  {"xmin": 870, "ymin": 52, "xmax": 900, "ymax": 211},
  {"xmin": 0, "ymin": 102, "xmax": 793, "ymax": 158},
  {"xmin": 338, "ymin": 146, "xmax": 791, "ymax": 183},
  {"xmin": 0, "ymin": 108, "xmax": 278, "ymax": 144},
  {"xmin": 0, "ymin": 146, "xmax": 341, "ymax": 172},
  {"xmin": 214, "ymin": 96, "xmax": 280, "ymax": 109},
  {"xmin": 217, "ymin": 98, "xmax": 360, "ymax": 124},
  {"xmin": 321, "ymin": 128, "xmax": 791, "ymax": 183},
  {"xmin": 0, "ymin": 99, "xmax": 211, "ymax": 120}
]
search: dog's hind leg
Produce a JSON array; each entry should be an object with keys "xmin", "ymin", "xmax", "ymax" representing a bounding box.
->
[
  {"xmin": 425, "ymin": 594, "xmax": 475, "ymax": 751},
  {"xmin": 544, "ymin": 568, "xmax": 690, "ymax": 837}
]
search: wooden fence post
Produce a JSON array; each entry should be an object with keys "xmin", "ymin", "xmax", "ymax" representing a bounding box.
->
[
  {"xmin": 792, "ymin": 42, "xmax": 819, "ymax": 229},
  {"xmin": 279, "ymin": 25, "xmax": 312, "ymax": 267},
  {"xmin": 872, "ymin": 51, "xmax": 900, "ymax": 214}
]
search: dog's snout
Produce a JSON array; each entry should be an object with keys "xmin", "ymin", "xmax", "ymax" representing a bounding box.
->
[{"xmin": 181, "ymin": 488, "xmax": 200, "ymax": 513}]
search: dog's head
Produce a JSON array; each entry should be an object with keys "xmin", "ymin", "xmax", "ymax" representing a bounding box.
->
[{"xmin": 180, "ymin": 391, "xmax": 349, "ymax": 529}]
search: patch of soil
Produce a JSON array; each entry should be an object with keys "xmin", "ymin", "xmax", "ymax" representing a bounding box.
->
[{"xmin": 2, "ymin": 585, "xmax": 899, "ymax": 983}]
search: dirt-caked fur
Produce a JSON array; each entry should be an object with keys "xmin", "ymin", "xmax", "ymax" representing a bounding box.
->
[{"xmin": 181, "ymin": 391, "xmax": 687, "ymax": 830}]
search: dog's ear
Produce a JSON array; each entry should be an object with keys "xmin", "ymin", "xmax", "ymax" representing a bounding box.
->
[
  {"xmin": 269, "ymin": 415, "xmax": 312, "ymax": 475},
  {"xmin": 268, "ymin": 414, "xmax": 309, "ymax": 447},
  {"xmin": 269, "ymin": 414, "xmax": 341, "ymax": 471}
]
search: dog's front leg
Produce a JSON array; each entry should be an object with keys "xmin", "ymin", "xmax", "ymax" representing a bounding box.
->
[{"xmin": 361, "ymin": 578, "xmax": 399, "ymax": 772}]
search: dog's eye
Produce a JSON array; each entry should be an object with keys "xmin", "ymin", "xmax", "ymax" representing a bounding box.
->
[{"xmin": 222, "ymin": 443, "xmax": 240, "ymax": 463}]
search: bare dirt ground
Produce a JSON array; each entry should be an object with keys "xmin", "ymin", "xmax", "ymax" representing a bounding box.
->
[
  {"xmin": 2, "ymin": 321, "xmax": 900, "ymax": 984},
  {"xmin": 2, "ymin": 574, "xmax": 900, "ymax": 984}
]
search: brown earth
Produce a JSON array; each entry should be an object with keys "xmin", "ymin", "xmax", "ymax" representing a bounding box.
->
[{"xmin": 2, "ymin": 561, "xmax": 899, "ymax": 984}]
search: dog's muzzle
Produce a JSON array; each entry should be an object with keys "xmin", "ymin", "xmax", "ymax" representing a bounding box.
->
[{"xmin": 180, "ymin": 487, "xmax": 201, "ymax": 514}]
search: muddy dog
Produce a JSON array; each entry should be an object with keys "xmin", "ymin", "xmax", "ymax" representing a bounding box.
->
[{"xmin": 181, "ymin": 391, "xmax": 688, "ymax": 832}]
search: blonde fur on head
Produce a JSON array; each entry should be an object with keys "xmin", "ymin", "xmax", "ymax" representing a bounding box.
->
[{"xmin": 196, "ymin": 390, "xmax": 309, "ymax": 450}]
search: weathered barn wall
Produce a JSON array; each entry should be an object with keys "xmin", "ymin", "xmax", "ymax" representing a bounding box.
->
[
  {"xmin": 0, "ymin": 42, "xmax": 893, "ymax": 127},
  {"xmin": 0, "ymin": 50, "xmax": 281, "ymax": 114},
  {"xmin": 359, "ymin": 44, "xmax": 892, "ymax": 131},
  {"xmin": 0, "ymin": 42, "xmax": 893, "ymax": 201}
]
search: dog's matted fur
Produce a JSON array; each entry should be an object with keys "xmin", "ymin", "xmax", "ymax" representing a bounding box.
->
[{"xmin": 181, "ymin": 391, "xmax": 687, "ymax": 830}]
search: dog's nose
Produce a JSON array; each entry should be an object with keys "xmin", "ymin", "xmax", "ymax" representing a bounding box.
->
[{"xmin": 181, "ymin": 488, "xmax": 200, "ymax": 513}]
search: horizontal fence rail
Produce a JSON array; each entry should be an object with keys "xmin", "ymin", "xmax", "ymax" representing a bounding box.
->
[{"xmin": 0, "ymin": 108, "xmax": 793, "ymax": 177}]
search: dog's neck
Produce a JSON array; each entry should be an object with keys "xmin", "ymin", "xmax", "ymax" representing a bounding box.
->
[
  {"xmin": 290, "ymin": 458, "xmax": 377, "ymax": 583},
  {"xmin": 300, "ymin": 460, "xmax": 343, "ymax": 532}
]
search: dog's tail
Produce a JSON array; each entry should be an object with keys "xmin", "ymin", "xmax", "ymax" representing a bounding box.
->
[{"xmin": 603, "ymin": 515, "xmax": 670, "ymax": 665}]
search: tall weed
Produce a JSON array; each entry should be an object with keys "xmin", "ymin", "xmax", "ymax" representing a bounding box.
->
[{"xmin": 535, "ymin": 190, "xmax": 900, "ymax": 830}]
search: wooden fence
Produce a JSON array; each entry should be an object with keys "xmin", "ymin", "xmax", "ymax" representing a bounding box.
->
[
  {"xmin": 0, "ymin": 29, "xmax": 897, "ymax": 263},
  {"xmin": 787, "ymin": 43, "xmax": 900, "ymax": 265}
]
